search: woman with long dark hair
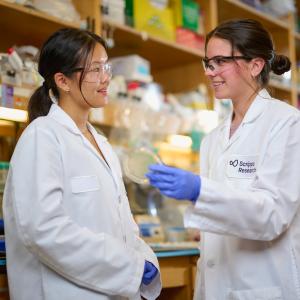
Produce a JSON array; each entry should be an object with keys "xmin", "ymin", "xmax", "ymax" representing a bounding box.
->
[{"xmin": 3, "ymin": 28, "xmax": 161, "ymax": 300}]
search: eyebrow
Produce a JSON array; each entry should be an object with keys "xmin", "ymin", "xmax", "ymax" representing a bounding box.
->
[
  {"xmin": 91, "ymin": 58, "xmax": 108, "ymax": 64},
  {"xmin": 205, "ymin": 55, "xmax": 232, "ymax": 59}
]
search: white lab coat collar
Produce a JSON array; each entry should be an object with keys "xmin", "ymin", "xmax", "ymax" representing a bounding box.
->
[
  {"xmin": 220, "ymin": 89, "xmax": 270, "ymax": 131},
  {"xmin": 48, "ymin": 104, "xmax": 107, "ymax": 142},
  {"xmin": 219, "ymin": 89, "xmax": 270, "ymax": 149},
  {"xmin": 242, "ymin": 89, "xmax": 270, "ymax": 124}
]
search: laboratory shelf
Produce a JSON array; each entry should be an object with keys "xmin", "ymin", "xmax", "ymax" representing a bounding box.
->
[{"xmin": 102, "ymin": 19, "xmax": 205, "ymax": 70}]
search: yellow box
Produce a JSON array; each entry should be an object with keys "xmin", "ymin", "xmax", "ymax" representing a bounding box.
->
[{"xmin": 134, "ymin": 0, "xmax": 176, "ymax": 41}]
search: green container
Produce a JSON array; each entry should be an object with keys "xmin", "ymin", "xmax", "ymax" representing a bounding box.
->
[
  {"xmin": 173, "ymin": 0, "xmax": 199, "ymax": 33},
  {"xmin": 125, "ymin": 0, "xmax": 134, "ymax": 26},
  {"xmin": 0, "ymin": 162, "xmax": 9, "ymax": 193}
]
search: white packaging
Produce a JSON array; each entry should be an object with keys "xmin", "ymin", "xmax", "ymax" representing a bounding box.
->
[
  {"xmin": 101, "ymin": 0, "xmax": 125, "ymax": 24},
  {"xmin": 110, "ymin": 55, "xmax": 153, "ymax": 83},
  {"xmin": 262, "ymin": 0, "xmax": 295, "ymax": 16},
  {"xmin": 8, "ymin": 48, "xmax": 23, "ymax": 71},
  {"xmin": 32, "ymin": 0, "xmax": 81, "ymax": 23}
]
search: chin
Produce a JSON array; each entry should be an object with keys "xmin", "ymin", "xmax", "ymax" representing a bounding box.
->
[
  {"xmin": 214, "ymin": 91, "xmax": 230, "ymax": 100},
  {"xmin": 101, "ymin": 95, "xmax": 109, "ymax": 106},
  {"xmin": 94, "ymin": 95, "xmax": 108, "ymax": 108}
]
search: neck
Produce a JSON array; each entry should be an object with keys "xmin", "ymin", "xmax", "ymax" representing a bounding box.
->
[
  {"xmin": 59, "ymin": 95, "xmax": 90, "ymax": 133},
  {"xmin": 231, "ymin": 88, "xmax": 258, "ymax": 123}
]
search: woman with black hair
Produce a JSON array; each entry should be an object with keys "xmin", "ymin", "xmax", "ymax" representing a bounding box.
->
[
  {"xmin": 3, "ymin": 28, "xmax": 161, "ymax": 300},
  {"xmin": 147, "ymin": 19, "xmax": 300, "ymax": 299}
]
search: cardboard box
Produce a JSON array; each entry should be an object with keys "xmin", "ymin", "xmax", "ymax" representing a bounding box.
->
[{"xmin": 133, "ymin": 0, "xmax": 176, "ymax": 41}]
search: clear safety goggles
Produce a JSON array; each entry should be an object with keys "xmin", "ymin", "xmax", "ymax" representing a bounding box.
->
[
  {"xmin": 72, "ymin": 62, "xmax": 112, "ymax": 83},
  {"xmin": 202, "ymin": 55, "xmax": 251, "ymax": 73}
]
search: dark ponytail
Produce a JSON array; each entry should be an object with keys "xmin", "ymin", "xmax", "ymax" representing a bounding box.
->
[
  {"xmin": 28, "ymin": 84, "xmax": 52, "ymax": 123},
  {"xmin": 28, "ymin": 28, "xmax": 107, "ymax": 123},
  {"xmin": 271, "ymin": 54, "xmax": 291, "ymax": 75},
  {"xmin": 205, "ymin": 19, "xmax": 291, "ymax": 87}
]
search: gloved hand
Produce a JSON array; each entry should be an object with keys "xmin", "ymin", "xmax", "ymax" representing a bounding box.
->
[
  {"xmin": 142, "ymin": 261, "xmax": 158, "ymax": 285},
  {"xmin": 146, "ymin": 164, "xmax": 201, "ymax": 203}
]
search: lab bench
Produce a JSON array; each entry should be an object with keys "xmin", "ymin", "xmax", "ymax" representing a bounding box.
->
[{"xmin": 155, "ymin": 249, "xmax": 200, "ymax": 300}]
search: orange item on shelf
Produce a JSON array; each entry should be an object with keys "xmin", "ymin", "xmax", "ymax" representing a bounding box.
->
[{"xmin": 176, "ymin": 27, "xmax": 205, "ymax": 51}]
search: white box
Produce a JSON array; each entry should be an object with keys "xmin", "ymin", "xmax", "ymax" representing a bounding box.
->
[{"xmin": 110, "ymin": 55, "xmax": 153, "ymax": 83}]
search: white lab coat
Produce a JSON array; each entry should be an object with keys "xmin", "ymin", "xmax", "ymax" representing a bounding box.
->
[
  {"xmin": 3, "ymin": 104, "xmax": 161, "ymax": 300},
  {"xmin": 184, "ymin": 89, "xmax": 300, "ymax": 300}
]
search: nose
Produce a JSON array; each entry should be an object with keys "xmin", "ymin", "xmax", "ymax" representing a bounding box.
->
[
  {"xmin": 99, "ymin": 72, "xmax": 111, "ymax": 84},
  {"xmin": 204, "ymin": 67, "xmax": 217, "ymax": 77}
]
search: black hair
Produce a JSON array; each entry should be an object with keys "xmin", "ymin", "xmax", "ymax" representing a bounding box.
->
[
  {"xmin": 28, "ymin": 28, "xmax": 107, "ymax": 123},
  {"xmin": 205, "ymin": 18, "xmax": 291, "ymax": 87}
]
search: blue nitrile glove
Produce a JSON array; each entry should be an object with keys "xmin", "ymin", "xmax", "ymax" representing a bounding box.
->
[
  {"xmin": 146, "ymin": 164, "xmax": 201, "ymax": 203},
  {"xmin": 142, "ymin": 261, "xmax": 158, "ymax": 285}
]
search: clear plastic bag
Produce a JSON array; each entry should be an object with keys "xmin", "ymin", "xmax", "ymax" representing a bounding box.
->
[{"xmin": 32, "ymin": 0, "xmax": 81, "ymax": 23}]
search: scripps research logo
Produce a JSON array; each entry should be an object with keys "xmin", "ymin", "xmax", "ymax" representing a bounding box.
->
[
  {"xmin": 230, "ymin": 159, "xmax": 239, "ymax": 167},
  {"xmin": 229, "ymin": 159, "xmax": 256, "ymax": 174}
]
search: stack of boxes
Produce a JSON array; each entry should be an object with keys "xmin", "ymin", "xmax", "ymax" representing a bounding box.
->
[
  {"xmin": 123, "ymin": 0, "xmax": 205, "ymax": 49},
  {"xmin": 173, "ymin": 0, "xmax": 205, "ymax": 50}
]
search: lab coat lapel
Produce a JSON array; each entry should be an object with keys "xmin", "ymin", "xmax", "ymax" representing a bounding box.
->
[
  {"xmin": 220, "ymin": 89, "xmax": 270, "ymax": 153},
  {"xmin": 48, "ymin": 104, "xmax": 120, "ymax": 190},
  {"xmin": 226, "ymin": 121, "xmax": 243, "ymax": 149},
  {"xmin": 219, "ymin": 115, "xmax": 232, "ymax": 153},
  {"xmin": 88, "ymin": 126, "xmax": 121, "ymax": 192}
]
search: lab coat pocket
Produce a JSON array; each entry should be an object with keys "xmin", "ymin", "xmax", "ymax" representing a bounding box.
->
[
  {"xmin": 228, "ymin": 286, "xmax": 283, "ymax": 300},
  {"xmin": 70, "ymin": 175, "xmax": 100, "ymax": 193}
]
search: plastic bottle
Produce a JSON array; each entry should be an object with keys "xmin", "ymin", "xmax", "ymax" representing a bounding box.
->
[{"xmin": 7, "ymin": 48, "xmax": 23, "ymax": 71}]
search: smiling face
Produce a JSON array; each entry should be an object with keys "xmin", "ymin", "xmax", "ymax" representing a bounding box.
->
[
  {"xmin": 79, "ymin": 43, "xmax": 111, "ymax": 108},
  {"xmin": 66, "ymin": 43, "xmax": 111, "ymax": 109},
  {"xmin": 204, "ymin": 37, "xmax": 254, "ymax": 101}
]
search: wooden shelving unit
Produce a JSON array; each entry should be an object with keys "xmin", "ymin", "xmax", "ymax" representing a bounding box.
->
[
  {"xmin": 0, "ymin": 0, "xmax": 299, "ymax": 134},
  {"xmin": 103, "ymin": 19, "xmax": 204, "ymax": 70},
  {"xmin": 102, "ymin": 19, "xmax": 208, "ymax": 95},
  {"xmin": 219, "ymin": 0, "xmax": 290, "ymax": 30},
  {"xmin": 0, "ymin": 0, "xmax": 81, "ymax": 50}
]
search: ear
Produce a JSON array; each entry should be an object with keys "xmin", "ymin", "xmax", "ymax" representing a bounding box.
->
[
  {"xmin": 54, "ymin": 72, "xmax": 71, "ymax": 92},
  {"xmin": 249, "ymin": 57, "xmax": 265, "ymax": 78}
]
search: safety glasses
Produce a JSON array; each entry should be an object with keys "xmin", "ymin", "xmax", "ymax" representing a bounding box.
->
[
  {"xmin": 202, "ymin": 55, "xmax": 251, "ymax": 72},
  {"xmin": 71, "ymin": 62, "xmax": 112, "ymax": 83}
]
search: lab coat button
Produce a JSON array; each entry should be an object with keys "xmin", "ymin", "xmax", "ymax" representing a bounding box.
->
[{"xmin": 207, "ymin": 259, "xmax": 215, "ymax": 268}]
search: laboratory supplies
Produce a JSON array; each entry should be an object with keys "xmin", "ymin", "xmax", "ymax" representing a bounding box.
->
[
  {"xmin": 123, "ymin": 147, "xmax": 162, "ymax": 185},
  {"xmin": 135, "ymin": 214, "xmax": 165, "ymax": 242},
  {"xmin": 7, "ymin": 48, "xmax": 23, "ymax": 71},
  {"xmin": 0, "ymin": 161, "xmax": 9, "ymax": 192}
]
